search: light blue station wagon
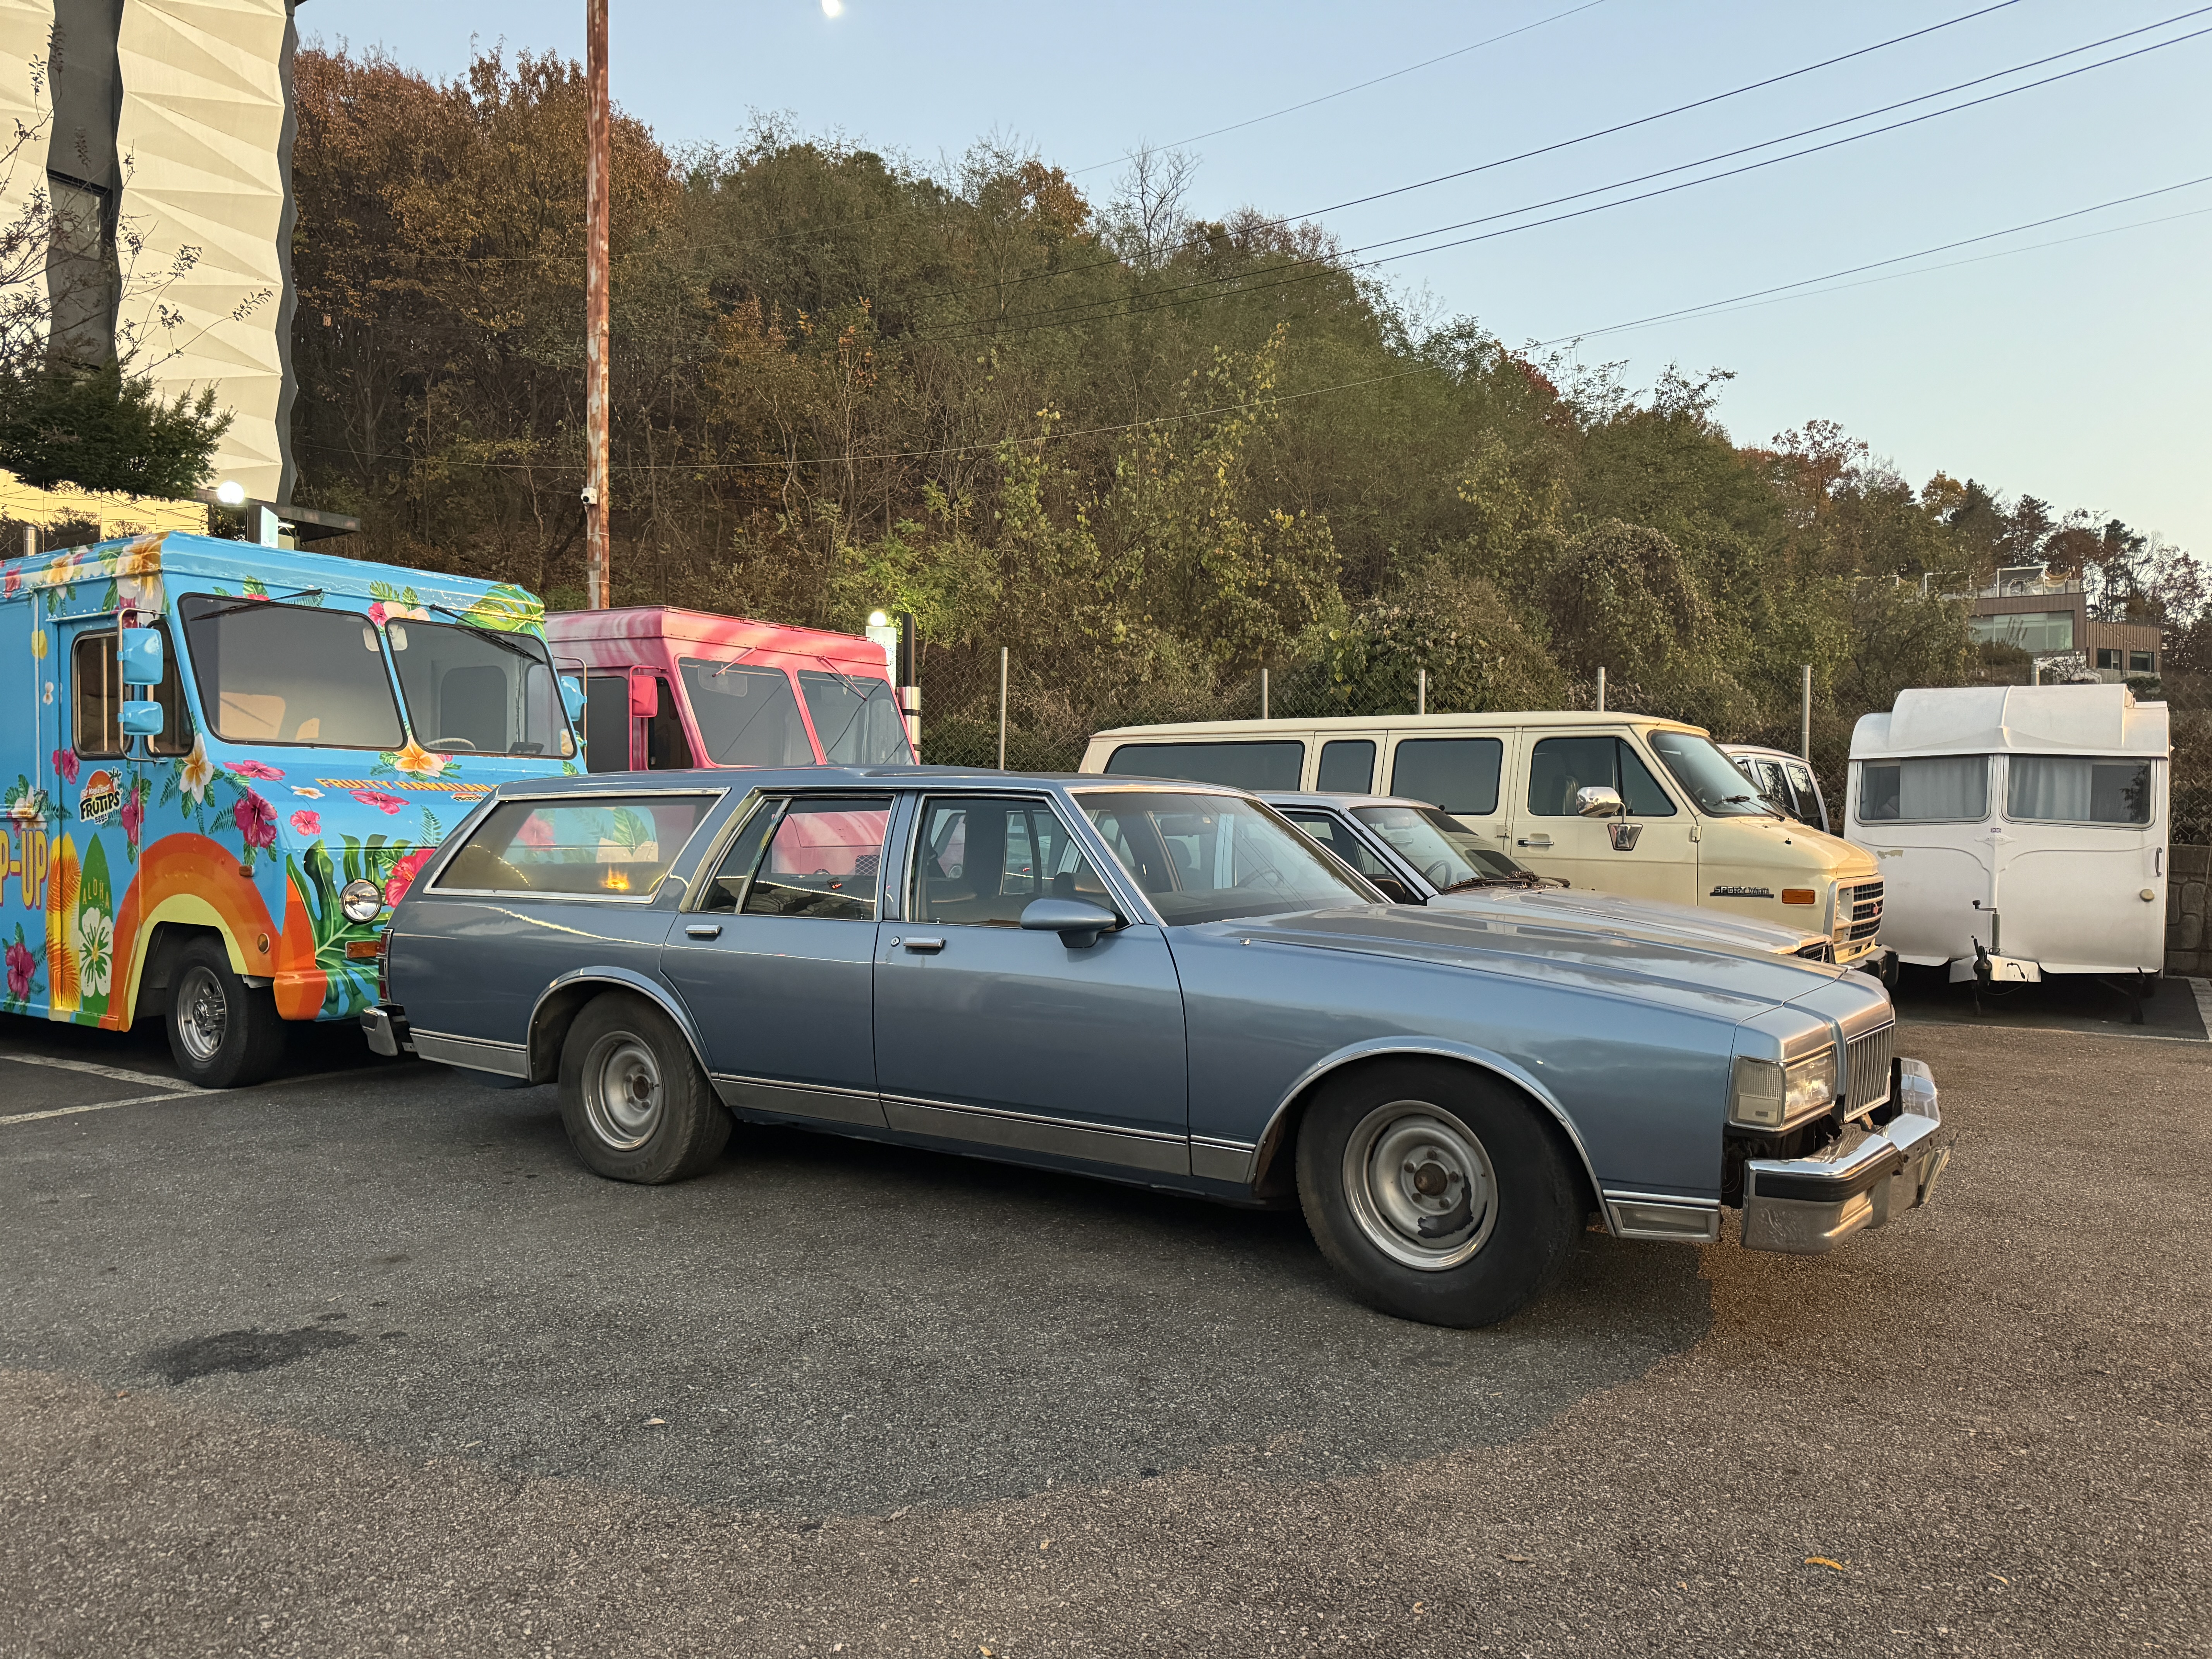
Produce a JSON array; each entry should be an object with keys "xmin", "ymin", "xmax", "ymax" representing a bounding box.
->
[{"xmin": 368, "ymin": 767, "xmax": 1952, "ymax": 1326}]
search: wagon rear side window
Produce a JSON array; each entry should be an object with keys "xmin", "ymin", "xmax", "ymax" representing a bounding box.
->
[{"xmin": 434, "ymin": 794, "xmax": 718, "ymax": 897}]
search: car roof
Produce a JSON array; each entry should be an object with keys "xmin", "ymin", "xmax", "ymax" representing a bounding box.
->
[
  {"xmin": 1090, "ymin": 709, "xmax": 1705, "ymax": 740},
  {"xmin": 484, "ymin": 766, "xmax": 1257, "ymax": 800},
  {"xmin": 1257, "ymin": 791, "xmax": 1436, "ymax": 812},
  {"xmin": 1719, "ymin": 744, "xmax": 1811, "ymax": 764}
]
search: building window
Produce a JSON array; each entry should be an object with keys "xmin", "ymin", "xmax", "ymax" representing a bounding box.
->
[
  {"xmin": 45, "ymin": 173, "xmax": 114, "ymax": 362},
  {"xmin": 2130, "ymin": 651, "xmax": 2156, "ymax": 674},
  {"xmin": 2095, "ymin": 648, "xmax": 2121, "ymax": 670},
  {"xmin": 1968, "ymin": 611, "xmax": 2075, "ymax": 653}
]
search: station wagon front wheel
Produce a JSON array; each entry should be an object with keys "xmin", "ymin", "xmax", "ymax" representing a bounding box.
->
[
  {"xmin": 558, "ymin": 993, "xmax": 730, "ymax": 1183},
  {"xmin": 1296, "ymin": 1060, "xmax": 1583, "ymax": 1328}
]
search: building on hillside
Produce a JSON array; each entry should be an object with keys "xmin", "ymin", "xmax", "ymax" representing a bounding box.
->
[
  {"xmin": 1, "ymin": 0, "xmax": 339, "ymax": 548},
  {"xmin": 1964, "ymin": 564, "xmax": 2163, "ymax": 683}
]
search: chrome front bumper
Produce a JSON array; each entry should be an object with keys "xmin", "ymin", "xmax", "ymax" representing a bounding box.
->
[
  {"xmin": 1741, "ymin": 1058, "xmax": 1952, "ymax": 1254},
  {"xmin": 361, "ymin": 1005, "xmax": 413, "ymax": 1058}
]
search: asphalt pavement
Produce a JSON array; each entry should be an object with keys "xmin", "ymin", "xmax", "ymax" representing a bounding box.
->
[{"xmin": 0, "ymin": 1002, "xmax": 2205, "ymax": 1657}]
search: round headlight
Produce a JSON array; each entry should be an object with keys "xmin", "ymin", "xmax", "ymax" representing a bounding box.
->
[{"xmin": 340, "ymin": 878, "xmax": 385, "ymax": 924}]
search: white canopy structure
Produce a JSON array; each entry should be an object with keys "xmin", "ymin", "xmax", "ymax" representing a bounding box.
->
[{"xmin": 1852, "ymin": 684, "xmax": 2168, "ymax": 764}]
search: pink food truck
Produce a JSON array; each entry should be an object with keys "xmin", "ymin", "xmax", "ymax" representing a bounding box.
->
[{"xmin": 542, "ymin": 607, "xmax": 914, "ymax": 773}]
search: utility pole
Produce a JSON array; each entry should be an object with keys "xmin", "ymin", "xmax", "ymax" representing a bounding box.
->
[{"xmin": 582, "ymin": 0, "xmax": 611, "ymax": 608}]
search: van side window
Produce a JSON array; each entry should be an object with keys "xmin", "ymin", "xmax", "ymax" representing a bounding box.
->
[
  {"xmin": 583, "ymin": 675, "xmax": 630, "ymax": 772},
  {"xmin": 1527, "ymin": 736, "xmax": 1677, "ymax": 817},
  {"xmin": 1316, "ymin": 739, "xmax": 1375, "ymax": 793},
  {"xmin": 71, "ymin": 633, "xmax": 125, "ymax": 758},
  {"xmin": 645, "ymin": 679, "xmax": 693, "ymax": 770},
  {"xmin": 1103, "ymin": 740, "xmax": 1303, "ymax": 790},
  {"xmin": 1390, "ymin": 738, "xmax": 1501, "ymax": 815}
]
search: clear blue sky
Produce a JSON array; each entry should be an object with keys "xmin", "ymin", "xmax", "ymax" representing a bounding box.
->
[{"xmin": 302, "ymin": 0, "xmax": 2212, "ymax": 557}]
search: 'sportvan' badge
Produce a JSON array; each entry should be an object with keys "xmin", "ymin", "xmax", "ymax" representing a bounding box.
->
[{"xmin": 78, "ymin": 769, "xmax": 123, "ymax": 824}]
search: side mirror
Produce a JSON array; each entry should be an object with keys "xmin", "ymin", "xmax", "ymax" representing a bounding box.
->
[
  {"xmin": 118, "ymin": 627, "xmax": 163, "ymax": 684},
  {"xmin": 1018, "ymin": 896, "xmax": 1120, "ymax": 948},
  {"xmin": 1369, "ymin": 876, "xmax": 1413, "ymax": 904},
  {"xmin": 628, "ymin": 677, "xmax": 658, "ymax": 718},
  {"xmin": 119, "ymin": 699, "xmax": 165, "ymax": 737},
  {"xmin": 1575, "ymin": 785, "xmax": 1625, "ymax": 819},
  {"xmin": 559, "ymin": 675, "xmax": 586, "ymax": 721}
]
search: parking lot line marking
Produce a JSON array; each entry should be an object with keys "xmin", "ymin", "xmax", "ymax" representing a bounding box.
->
[
  {"xmin": 0, "ymin": 1089, "xmax": 204, "ymax": 1126},
  {"xmin": 0, "ymin": 1052, "xmax": 190, "ymax": 1089}
]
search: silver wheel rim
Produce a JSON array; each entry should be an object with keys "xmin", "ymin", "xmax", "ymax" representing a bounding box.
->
[
  {"xmin": 175, "ymin": 965, "xmax": 228, "ymax": 1064},
  {"xmin": 1343, "ymin": 1100, "xmax": 1498, "ymax": 1271},
  {"xmin": 582, "ymin": 1032, "xmax": 664, "ymax": 1151}
]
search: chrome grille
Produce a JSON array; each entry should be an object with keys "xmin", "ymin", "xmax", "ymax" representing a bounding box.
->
[
  {"xmin": 1841, "ymin": 879, "xmax": 1884, "ymax": 942},
  {"xmin": 1846, "ymin": 1022, "xmax": 1894, "ymax": 1113}
]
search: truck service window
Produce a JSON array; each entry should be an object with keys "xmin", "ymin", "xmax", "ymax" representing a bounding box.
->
[
  {"xmin": 434, "ymin": 794, "xmax": 718, "ymax": 896},
  {"xmin": 385, "ymin": 618, "xmax": 570, "ymax": 758},
  {"xmin": 799, "ymin": 670, "xmax": 912, "ymax": 766},
  {"xmin": 1102, "ymin": 741, "xmax": 1304, "ymax": 791},
  {"xmin": 179, "ymin": 595, "xmax": 404, "ymax": 750},
  {"xmin": 681, "ymin": 660, "xmax": 816, "ymax": 766},
  {"xmin": 1856, "ymin": 757, "xmax": 1988, "ymax": 823}
]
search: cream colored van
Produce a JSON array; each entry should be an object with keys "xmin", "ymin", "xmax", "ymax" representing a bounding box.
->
[{"xmin": 1079, "ymin": 712, "xmax": 1886, "ymax": 968}]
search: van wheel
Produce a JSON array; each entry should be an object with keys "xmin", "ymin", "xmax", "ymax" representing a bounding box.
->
[
  {"xmin": 165, "ymin": 938, "xmax": 287, "ymax": 1089},
  {"xmin": 1295, "ymin": 1060, "xmax": 1583, "ymax": 1328},
  {"xmin": 558, "ymin": 993, "xmax": 730, "ymax": 1183}
]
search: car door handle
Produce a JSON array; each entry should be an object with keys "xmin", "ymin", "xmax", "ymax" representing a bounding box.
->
[
  {"xmin": 684, "ymin": 923, "xmax": 722, "ymax": 939},
  {"xmin": 1518, "ymin": 835, "xmax": 1553, "ymax": 848},
  {"xmin": 901, "ymin": 936, "xmax": 945, "ymax": 953}
]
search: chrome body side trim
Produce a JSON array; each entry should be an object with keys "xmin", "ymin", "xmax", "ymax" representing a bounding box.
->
[
  {"xmin": 412, "ymin": 1030, "xmax": 529, "ymax": 1078},
  {"xmin": 1602, "ymin": 1190, "xmax": 1723, "ymax": 1243},
  {"xmin": 1190, "ymin": 1134, "xmax": 1258, "ymax": 1184},
  {"xmin": 713, "ymin": 1072, "xmax": 888, "ymax": 1129},
  {"xmin": 881, "ymin": 1092, "xmax": 1191, "ymax": 1176},
  {"xmin": 1246, "ymin": 1037, "xmax": 1610, "ymax": 1231},
  {"xmin": 1742, "ymin": 1058, "xmax": 1951, "ymax": 1254}
]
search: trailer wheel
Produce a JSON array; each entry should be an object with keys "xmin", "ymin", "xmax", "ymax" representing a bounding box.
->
[{"xmin": 164, "ymin": 937, "xmax": 287, "ymax": 1089}]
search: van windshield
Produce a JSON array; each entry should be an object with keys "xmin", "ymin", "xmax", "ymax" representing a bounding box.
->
[
  {"xmin": 179, "ymin": 594, "xmax": 404, "ymax": 750},
  {"xmin": 386, "ymin": 617, "xmax": 572, "ymax": 757},
  {"xmin": 1648, "ymin": 730, "xmax": 1780, "ymax": 817}
]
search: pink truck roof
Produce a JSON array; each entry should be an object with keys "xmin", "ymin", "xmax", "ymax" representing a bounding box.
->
[{"xmin": 542, "ymin": 605, "xmax": 892, "ymax": 675}]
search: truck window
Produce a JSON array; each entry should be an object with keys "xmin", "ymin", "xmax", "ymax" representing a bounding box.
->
[
  {"xmin": 680, "ymin": 660, "xmax": 815, "ymax": 766},
  {"xmin": 433, "ymin": 793, "xmax": 718, "ymax": 897},
  {"xmin": 385, "ymin": 618, "xmax": 570, "ymax": 758},
  {"xmin": 1856, "ymin": 757, "xmax": 1987, "ymax": 823},
  {"xmin": 584, "ymin": 675, "xmax": 630, "ymax": 772},
  {"xmin": 1526, "ymin": 736, "xmax": 1676, "ymax": 817},
  {"xmin": 1102, "ymin": 740, "xmax": 1304, "ymax": 790},
  {"xmin": 1315, "ymin": 739, "xmax": 1375, "ymax": 793},
  {"xmin": 71, "ymin": 633, "xmax": 124, "ymax": 758},
  {"xmin": 179, "ymin": 595, "xmax": 404, "ymax": 750},
  {"xmin": 798, "ymin": 669, "xmax": 911, "ymax": 766},
  {"xmin": 645, "ymin": 679, "xmax": 692, "ymax": 770},
  {"xmin": 1390, "ymin": 738, "xmax": 1501, "ymax": 815}
]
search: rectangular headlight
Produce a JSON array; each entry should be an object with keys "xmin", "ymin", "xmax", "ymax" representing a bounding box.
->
[{"xmin": 1729, "ymin": 1048, "xmax": 1838, "ymax": 1128}]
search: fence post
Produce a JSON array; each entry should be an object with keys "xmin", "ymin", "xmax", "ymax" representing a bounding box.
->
[
  {"xmin": 1800, "ymin": 664, "xmax": 1812, "ymax": 761},
  {"xmin": 1260, "ymin": 666, "xmax": 1269, "ymax": 721},
  {"xmin": 1595, "ymin": 667, "xmax": 1606, "ymax": 712},
  {"xmin": 1417, "ymin": 668, "xmax": 1426, "ymax": 716},
  {"xmin": 997, "ymin": 646, "xmax": 1009, "ymax": 770}
]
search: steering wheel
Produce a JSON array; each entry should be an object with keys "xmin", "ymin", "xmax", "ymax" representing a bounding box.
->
[
  {"xmin": 426, "ymin": 738, "xmax": 478, "ymax": 752},
  {"xmin": 1424, "ymin": 859, "xmax": 1454, "ymax": 887},
  {"xmin": 1234, "ymin": 866, "xmax": 1287, "ymax": 890}
]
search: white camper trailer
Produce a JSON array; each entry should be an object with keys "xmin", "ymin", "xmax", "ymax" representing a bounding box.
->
[{"xmin": 1846, "ymin": 685, "xmax": 2169, "ymax": 988}]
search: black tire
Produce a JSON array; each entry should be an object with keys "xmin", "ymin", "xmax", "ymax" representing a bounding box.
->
[
  {"xmin": 557, "ymin": 992, "xmax": 730, "ymax": 1183},
  {"xmin": 1295, "ymin": 1059, "xmax": 1584, "ymax": 1328},
  {"xmin": 164, "ymin": 937, "xmax": 287, "ymax": 1089}
]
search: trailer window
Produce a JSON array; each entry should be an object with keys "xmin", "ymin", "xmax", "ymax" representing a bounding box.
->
[
  {"xmin": 682, "ymin": 660, "xmax": 815, "ymax": 766},
  {"xmin": 2006, "ymin": 756, "xmax": 2152, "ymax": 826},
  {"xmin": 1102, "ymin": 740, "xmax": 1304, "ymax": 790},
  {"xmin": 179, "ymin": 595, "xmax": 404, "ymax": 750},
  {"xmin": 799, "ymin": 669, "xmax": 911, "ymax": 766},
  {"xmin": 385, "ymin": 618, "xmax": 572, "ymax": 759},
  {"xmin": 1856, "ymin": 757, "xmax": 1988, "ymax": 823}
]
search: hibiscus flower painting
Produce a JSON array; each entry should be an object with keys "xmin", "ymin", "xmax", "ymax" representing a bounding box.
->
[
  {"xmin": 228, "ymin": 761, "xmax": 285, "ymax": 781},
  {"xmin": 51, "ymin": 748, "xmax": 79, "ymax": 785},
  {"xmin": 77, "ymin": 906, "xmax": 112, "ymax": 1000},
  {"xmin": 5, "ymin": 938, "xmax": 34, "ymax": 1001},
  {"xmin": 383, "ymin": 846, "xmax": 435, "ymax": 908},
  {"xmin": 234, "ymin": 789, "xmax": 278, "ymax": 850},
  {"xmin": 290, "ymin": 809, "xmax": 322, "ymax": 836},
  {"xmin": 352, "ymin": 790, "xmax": 407, "ymax": 816}
]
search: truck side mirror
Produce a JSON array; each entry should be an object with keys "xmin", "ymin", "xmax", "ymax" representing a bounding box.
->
[
  {"xmin": 628, "ymin": 677, "xmax": 658, "ymax": 718},
  {"xmin": 118, "ymin": 627, "xmax": 163, "ymax": 683},
  {"xmin": 560, "ymin": 675, "xmax": 586, "ymax": 721},
  {"xmin": 1575, "ymin": 785, "xmax": 1625, "ymax": 818},
  {"xmin": 119, "ymin": 700, "xmax": 165, "ymax": 737}
]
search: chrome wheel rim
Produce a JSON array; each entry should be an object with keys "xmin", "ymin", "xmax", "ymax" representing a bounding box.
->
[
  {"xmin": 582, "ymin": 1032, "xmax": 663, "ymax": 1151},
  {"xmin": 175, "ymin": 965, "xmax": 228, "ymax": 1064},
  {"xmin": 1343, "ymin": 1100, "xmax": 1498, "ymax": 1271}
]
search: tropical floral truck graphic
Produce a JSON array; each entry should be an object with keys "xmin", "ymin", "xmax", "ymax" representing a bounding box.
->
[{"xmin": 2, "ymin": 531, "xmax": 582, "ymax": 1086}]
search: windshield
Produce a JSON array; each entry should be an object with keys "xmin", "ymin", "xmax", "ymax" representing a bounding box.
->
[
  {"xmin": 1351, "ymin": 804, "xmax": 1530, "ymax": 888},
  {"xmin": 1648, "ymin": 730, "xmax": 1779, "ymax": 817},
  {"xmin": 179, "ymin": 594, "xmax": 404, "ymax": 750},
  {"xmin": 680, "ymin": 659, "xmax": 817, "ymax": 766},
  {"xmin": 386, "ymin": 618, "xmax": 572, "ymax": 758},
  {"xmin": 1078, "ymin": 790, "xmax": 1375, "ymax": 924},
  {"xmin": 799, "ymin": 669, "xmax": 912, "ymax": 766}
]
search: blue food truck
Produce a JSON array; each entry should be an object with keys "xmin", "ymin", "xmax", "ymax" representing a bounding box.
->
[{"xmin": 1, "ymin": 530, "xmax": 582, "ymax": 1086}]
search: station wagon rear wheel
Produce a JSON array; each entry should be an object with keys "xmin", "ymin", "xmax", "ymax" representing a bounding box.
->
[
  {"xmin": 1296, "ymin": 1060, "xmax": 1583, "ymax": 1328},
  {"xmin": 558, "ymin": 993, "xmax": 730, "ymax": 1183}
]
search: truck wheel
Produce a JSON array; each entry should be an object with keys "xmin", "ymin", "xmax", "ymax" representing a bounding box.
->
[
  {"xmin": 165, "ymin": 938, "xmax": 287, "ymax": 1089},
  {"xmin": 1295, "ymin": 1060, "xmax": 1583, "ymax": 1328},
  {"xmin": 558, "ymin": 993, "xmax": 730, "ymax": 1184}
]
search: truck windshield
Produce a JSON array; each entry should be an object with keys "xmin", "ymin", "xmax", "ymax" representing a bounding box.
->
[
  {"xmin": 1647, "ymin": 730, "xmax": 1780, "ymax": 817},
  {"xmin": 179, "ymin": 594, "xmax": 404, "ymax": 750},
  {"xmin": 798, "ymin": 669, "xmax": 912, "ymax": 765},
  {"xmin": 1079, "ymin": 790, "xmax": 1374, "ymax": 925},
  {"xmin": 386, "ymin": 618, "xmax": 572, "ymax": 757},
  {"xmin": 679, "ymin": 659, "xmax": 817, "ymax": 766}
]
